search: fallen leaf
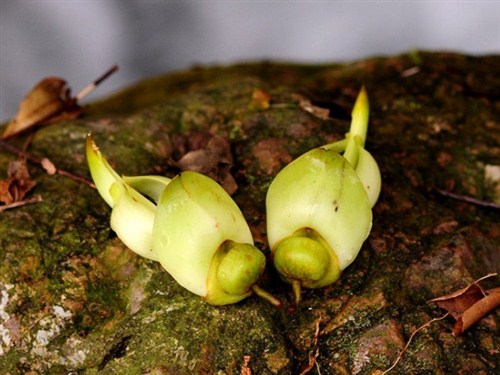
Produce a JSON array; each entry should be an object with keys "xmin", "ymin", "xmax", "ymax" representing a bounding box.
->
[
  {"xmin": 176, "ymin": 134, "xmax": 238, "ymax": 194},
  {"xmin": 429, "ymin": 273, "xmax": 500, "ymax": 336},
  {"xmin": 248, "ymin": 88, "xmax": 270, "ymax": 111},
  {"xmin": 451, "ymin": 287, "xmax": 500, "ymax": 336},
  {"xmin": 0, "ymin": 180, "xmax": 12, "ymax": 204},
  {"xmin": 429, "ymin": 282, "xmax": 486, "ymax": 319},
  {"xmin": 299, "ymin": 99, "xmax": 330, "ymax": 120},
  {"xmin": 2, "ymin": 77, "xmax": 82, "ymax": 139},
  {"xmin": 2, "ymin": 65, "xmax": 118, "ymax": 139},
  {"xmin": 0, "ymin": 159, "xmax": 37, "ymax": 205}
]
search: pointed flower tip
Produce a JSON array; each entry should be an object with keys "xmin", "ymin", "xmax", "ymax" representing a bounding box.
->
[
  {"xmin": 85, "ymin": 134, "xmax": 122, "ymax": 207},
  {"xmin": 86, "ymin": 133, "xmax": 101, "ymax": 155},
  {"xmin": 85, "ymin": 133, "xmax": 106, "ymax": 169},
  {"xmin": 352, "ymin": 86, "xmax": 369, "ymax": 117},
  {"xmin": 343, "ymin": 87, "xmax": 370, "ymax": 164}
]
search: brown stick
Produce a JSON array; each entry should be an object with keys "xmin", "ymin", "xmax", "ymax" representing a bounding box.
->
[
  {"xmin": 381, "ymin": 313, "xmax": 450, "ymax": 374},
  {"xmin": 0, "ymin": 195, "xmax": 43, "ymax": 212},
  {"xmin": 76, "ymin": 64, "xmax": 119, "ymax": 101},
  {"xmin": 0, "ymin": 139, "xmax": 94, "ymax": 187},
  {"xmin": 299, "ymin": 313, "xmax": 322, "ymax": 375},
  {"xmin": 434, "ymin": 188, "xmax": 500, "ymax": 210}
]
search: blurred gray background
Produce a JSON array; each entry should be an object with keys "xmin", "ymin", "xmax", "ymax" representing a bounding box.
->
[{"xmin": 1, "ymin": 1, "xmax": 499, "ymax": 122}]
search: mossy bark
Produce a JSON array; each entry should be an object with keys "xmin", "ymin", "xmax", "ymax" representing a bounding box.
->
[{"xmin": 0, "ymin": 52, "xmax": 499, "ymax": 374}]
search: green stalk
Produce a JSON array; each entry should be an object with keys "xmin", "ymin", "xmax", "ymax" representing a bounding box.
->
[
  {"xmin": 251, "ymin": 285, "xmax": 282, "ymax": 307},
  {"xmin": 123, "ymin": 175, "xmax": 171, "ymax": 203},
  {"xmin": 292, "ymin": 280, "xmax": 302, "ymax": 304},
  {"xmin": 322, "ymin": 138, "xmax": 348, "ymax": 153}
]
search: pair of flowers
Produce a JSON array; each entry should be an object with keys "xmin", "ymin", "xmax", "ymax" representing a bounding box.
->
[{"xmin": 86, "ymin": 88, "xmax": 381, "ymax": 306}]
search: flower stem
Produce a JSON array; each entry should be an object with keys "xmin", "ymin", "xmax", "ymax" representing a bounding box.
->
[
  {"xmin": 252, "ymin": 285, "xmax": 282, "ymax": 308},
  {"xmin": 322, "ymin": 138, "xmax": 348, "ymax": 153},
  {"xmin": 292, "ymin": 280, "xmax": 302, "ymax": 304}
]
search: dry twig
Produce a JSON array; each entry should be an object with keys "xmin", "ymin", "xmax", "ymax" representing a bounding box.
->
[
  {"xmin": 0, "ymin": 195, "xmax": 43, "ymax": 212},
  {"xmin": 381, "ymin": 313, "xmax": 450, "ymax": 374},
  {"xmin": 299, "ymin": 313, "xmax": 322, "ymax": 375},
  {"xmin": 0, "ymin": 139, "xmax": 94, "ymax": 187},
  {"xmin": 434, "ymin": 188, "xmax": 500, "ymax": 210}
]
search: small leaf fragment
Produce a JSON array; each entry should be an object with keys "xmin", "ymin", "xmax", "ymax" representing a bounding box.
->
[
  {"xmin": 176, "ymin": 135, "xmax": 237, "ymax": 194},
  {"xmin": 248, "ymin": 88, "xmax": 270, "ymax": 110},
  {"xmin": 0, "ymin": 159, "xmax": 37, "ymax": 205},
  {"xmin": 0, "ymin": 180, "xmax": 12, "ymax": 204},
  {"xmin": 299, "ymin": 99, "xmax": 330, "ymax": 119}
]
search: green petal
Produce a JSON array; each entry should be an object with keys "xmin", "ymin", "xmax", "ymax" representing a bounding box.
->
[
  {"xmin": 109, "ymin": 181, "xmax": 158, "ymax": 261},
  {"xmin": 356, "ymin": 148, "xmax": 382, "ymax": 207},
  {"xmin": 123, "ymin": 175, "xmax": 171, "ymax": 203},
  {"xmin": 266, "ymin": 148, "xmax": 372, "ymax": 271},
  {"xmin": 86, "ymin": 135, "xmax": 160, "ymax": 260},
  {"xmin": 153, "ymin": 171, "xmax": 254, "ymax": 299}
]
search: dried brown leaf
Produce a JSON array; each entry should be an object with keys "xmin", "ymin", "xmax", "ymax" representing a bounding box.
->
[
  {"xmin": 176, "ymin": 134, "xmax": 238, "ymax": 194},
  {"xmin": 0, "ymin": 179, "xmax": 13, "ymax": 204},
  {"xmin": 299, "ymin": 99, "xmax": 330, "ymax": 120},
  {"xmin": 452, "ymin": 287, "xmax": 500, "ymax": 336},
  {"xmin": 3, "ymin": 65, "xmax": 118, "ymax": 139},
  {"xmin": 429, "ymin": 283, "xmax": 486, "ymax": 319},
  {"xmin": 0, "ymin": 159, "xmax": 37, "ymax": 205},
  {"xmin": 429, "ymin": 273, "xmax": 499, "ymax": 336},
  {"xmin": 2, "ymin": 78, "xmax": 82, "ymax": 139}
]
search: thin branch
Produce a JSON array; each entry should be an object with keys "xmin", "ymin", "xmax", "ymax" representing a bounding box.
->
[
  {"xmin": 76, "ymin": 64, "xmax": 119, "ymax": 101},
  {"xmin": 0, "ymin": 195, "xmax": 43, "ymax": 212},
  {"xmin": 381, "ymin": 313, "xmax": 450, "ymax": 374},
  {"xmin": 434, "ymin": 188, "xmax": 500, "ymax": 210},
  {"xmin": 57, "ymin": 168, "xmax": 95, "ymax": 187},
  {"xmin": 0, "ymin": 139, "xmax": 94, "ymax": 187},
  {"xmin": 299, "ymin": 313, "xmax": 322, "ymax": 375}
]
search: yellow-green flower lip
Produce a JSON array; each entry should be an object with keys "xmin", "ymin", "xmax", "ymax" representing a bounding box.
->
[{"xmin": 85, "ymin": 133, "xmax": 121, "ymax": 207}]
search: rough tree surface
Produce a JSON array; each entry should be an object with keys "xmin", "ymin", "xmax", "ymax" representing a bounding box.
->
[{"xmin": 0, "ymin": 52, "xmax": 499, "ymax": 374}]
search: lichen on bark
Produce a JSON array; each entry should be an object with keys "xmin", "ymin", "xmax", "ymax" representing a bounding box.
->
[{"xmin": 0, "ymin": 52, "xmax": 499, "ymax": 374}]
